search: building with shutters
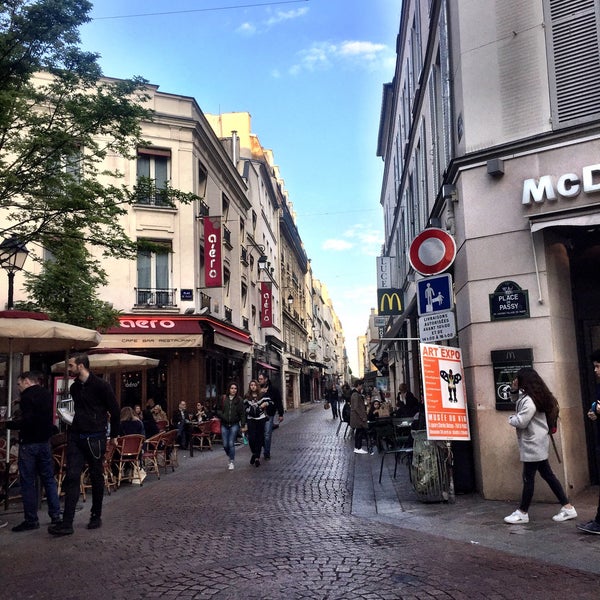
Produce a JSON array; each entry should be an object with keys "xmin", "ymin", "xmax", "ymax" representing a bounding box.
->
[{"xmin": 377, "ymin": 0, "xmax": 600, "ymax": 499}]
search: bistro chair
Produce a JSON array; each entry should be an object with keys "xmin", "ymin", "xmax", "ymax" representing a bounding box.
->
[
  {"xmin": 80, "ymin": 441, "xmax": 118, "ymax": 500},
  {"xmin": 190, "ymin": 421, "xmax": 213, "ymax": 452},
  {"xmin": 141, "ymin": 431, "xmax": 164, "ymax": 480},
  {"xmin": 114, "ymin": 434, "xmax": 145, "ymax": 487},
  {"xmin": 377, "ymin": 418, "xmax": 413, "ymax": 484},
  {"xmin": 159, "ymin": 428, "xmax": 179, "ymax": 473},
  {"xmin": 155, "ymin": 419, "xmax": 169, "ymax": 432},
  {"xmin": 52, "ymin": 443, "xmax": 68, "ymax": 496}
]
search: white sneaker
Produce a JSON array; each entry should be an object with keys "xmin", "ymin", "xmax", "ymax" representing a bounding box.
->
[
  {"xmin": 354, "ymin": 448, "xmax": 368, "ymax": 454},
  {"xmin": 504, "ymin": 509, "xmax": 529, "ymax": 524},
  {"xmin": 228, "ymin": 461, "xmax": 234, "ymax": 470},
  {"xmin": 552, "ymin": 506, "xmax": 577, "ymax": 522}
]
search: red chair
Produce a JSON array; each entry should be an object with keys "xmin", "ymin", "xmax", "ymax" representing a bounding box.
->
[
  {"xmin": 141, "ymin": 432, "xmax": 164, "ymax": 480},
  {"xmin": 190, "ymin": 422, "xmax": 213, "ymax": 452},
  {"xmin": 114, "ymin": 434, "xmax": 145, "ymax": 487}
]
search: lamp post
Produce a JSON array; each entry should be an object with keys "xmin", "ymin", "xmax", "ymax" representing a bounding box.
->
[{"xmin": 0, "ymin": 236, "xmax": 29, "ymax": 309}]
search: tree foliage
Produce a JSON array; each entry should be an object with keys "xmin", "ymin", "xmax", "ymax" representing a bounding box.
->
[{"xmin": 0, "ymin": 1, "xmax": 197, "ymax": 328}]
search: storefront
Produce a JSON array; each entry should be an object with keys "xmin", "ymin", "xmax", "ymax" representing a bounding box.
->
[
  {"xmin": 451, "ymin": 136, "xmax": 600, "ymax": 500},
  {"xmin": 99, "ymin": 315, "xmax": 253, "ymax": 417}
]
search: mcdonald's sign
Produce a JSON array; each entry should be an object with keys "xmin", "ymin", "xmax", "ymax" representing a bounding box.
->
[{"xmin": 377, "ymin": 288, "xmax": 404, "ymax": 316}]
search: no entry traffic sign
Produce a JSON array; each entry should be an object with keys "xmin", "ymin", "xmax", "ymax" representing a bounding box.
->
[{"xmin": 409, "ymin": 228, "xmax": 456, "ymax": 276}]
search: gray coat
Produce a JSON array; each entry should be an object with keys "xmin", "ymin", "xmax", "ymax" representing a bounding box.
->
[
  {"xmin": 508, "ymin": 392, "xmax": 549, "ymax": 462},
  {"xmin": 350, "ymin": 389, "xmax": 367, "ymax": 429}
]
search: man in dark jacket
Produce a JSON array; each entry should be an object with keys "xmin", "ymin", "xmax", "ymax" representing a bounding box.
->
[
  {"xmin": 48, "ymin": 353, "xmax": 120, "ymax": 536},
  {"xmin": 258, "ymin": 371, "xmax": 284, "ymax": 460},
  {"xmin": 6, "ymin": 371, "xmax": 61, "ymax": 532}
]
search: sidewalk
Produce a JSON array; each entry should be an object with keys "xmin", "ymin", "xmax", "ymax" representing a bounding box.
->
[{"xmin": 349, "ymin": 424, "xmax": 600, "ymax": 575}]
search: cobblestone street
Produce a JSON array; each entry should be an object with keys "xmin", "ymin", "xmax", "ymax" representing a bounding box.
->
[{"xmin": 1, "ymin": 404, "xmax": 599, "ymax": 599}]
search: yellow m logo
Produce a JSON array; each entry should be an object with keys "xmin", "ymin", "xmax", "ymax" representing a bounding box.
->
[{"xmin": 378, "ymin": 289, "xmax": 403, "ymax": 315}]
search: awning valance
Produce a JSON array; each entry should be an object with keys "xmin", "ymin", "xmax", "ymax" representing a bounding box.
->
[
  {"xmin": 529, "ymin": 210, "xmax": 600, "ymax": 232},
  {"xmin": 256, "ymin": 360, "xmax": 277, "ymax": 371}
]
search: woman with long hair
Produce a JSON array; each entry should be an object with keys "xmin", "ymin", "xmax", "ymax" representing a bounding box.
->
[
  {"xmin": 244, "ymin": 379, "xmax": 271, "ymax": 468},
  {"xmin": 214, "ymin": 381, "xmax": 246, "ymax": 471},
  {"xmin": 504, "ymin": 367, "xmax": 576, "ymax": 524}
]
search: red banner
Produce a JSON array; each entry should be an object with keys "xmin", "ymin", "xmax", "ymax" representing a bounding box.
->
[
  {"xmin": 260, "ymin": 282, "xmax": 272, "ymax": 328},
  {"xmin": 204, "ymin": 216, "xmax": 222, "ymax": 288}
]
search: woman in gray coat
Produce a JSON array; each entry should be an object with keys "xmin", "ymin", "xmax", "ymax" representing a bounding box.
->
[{"xmin": 504, "ymin": 368, "xmax": 576, "ymax": 524}]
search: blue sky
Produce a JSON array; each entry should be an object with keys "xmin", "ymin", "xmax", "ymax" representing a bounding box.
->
[{"xmin": 80, "ymin": 0, "xmax": 401, "ymax": 374}]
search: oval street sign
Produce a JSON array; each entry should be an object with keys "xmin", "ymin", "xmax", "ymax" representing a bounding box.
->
[{"xmin": 409, "ymin": 228, "xmax": 456, "ymax": 275}]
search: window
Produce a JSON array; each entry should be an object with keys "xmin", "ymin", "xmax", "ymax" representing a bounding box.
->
[
  {"xmin": 545, "ymin": 0, "xmax": 600, "ymax": 126},
  {"xmin": 136, "ymin": 148, "xmax": 171, "ymax": 206},
  {"xmin": 136, "ymin": 241, "xmax": 173, "ymax": 306}
]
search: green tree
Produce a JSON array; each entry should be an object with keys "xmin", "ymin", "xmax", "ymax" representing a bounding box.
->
[{"xmin": 0, "ymin": 1, "xmax": 197, "ymax": 327}]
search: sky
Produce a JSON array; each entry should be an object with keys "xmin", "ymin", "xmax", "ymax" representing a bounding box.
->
[{"xmin": 79, "ymin": 0, "xmax": 401, "ymax": 375}]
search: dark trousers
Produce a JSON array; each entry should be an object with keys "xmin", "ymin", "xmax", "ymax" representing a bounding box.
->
[
  {"xmin": 62, "ymin": 434, "xmax": 106, "ymax": 526},
  {"xmin": 18, "ymin": 442, "xmax": 61, "ymax": 523},
  {"xmin": 330, "ymin": 399, "xmax": 339, "ymax": 419},
  {"xmin": 519, "ymin": 459, "xmax": 569, "ymax": 513},
  {"xmin": 247, "ymin": 418, "xmax": 265, "ymax": 459},
  {"xmin": 354, "ymin": 427, "xmax": 368, "ymax": 450}
]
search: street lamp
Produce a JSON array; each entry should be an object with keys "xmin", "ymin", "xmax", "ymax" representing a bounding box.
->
[
  {"xmin": 0, "ymin": 236, "xmax": 29, "ymax": 309},
  {"xmin": 287, "ymin": 293, "xmax": 294, "ymax": 306}
]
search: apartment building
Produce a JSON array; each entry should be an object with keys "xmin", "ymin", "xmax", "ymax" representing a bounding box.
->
[{"xmin": 377, "ymin": 0, "xmax": 600, "ymax": 499}]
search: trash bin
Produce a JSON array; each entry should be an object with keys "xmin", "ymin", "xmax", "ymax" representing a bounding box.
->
[{"xmin": 410, "ymin": 430, "xmax": 450, "ymax": 502}]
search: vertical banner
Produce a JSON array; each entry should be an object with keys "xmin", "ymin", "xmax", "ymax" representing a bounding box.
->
[
  {"xmin": 260, "ymin": 281, "xmax": 272, "ymax": 327},
  {"xmin": 376, "ymin": 255, "xmax": 392, "ymax": 289},
  {"xmin": 420, "ymin": 343, "xmax": 470, "ymax": 441},
  {"xmin": 203, "ymin": 216, "xmax": 222, "ymax": 288}
]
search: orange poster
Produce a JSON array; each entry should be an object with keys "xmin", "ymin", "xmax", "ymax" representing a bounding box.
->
[{"xmin": 420, "ymin": 343, "xmax": 470, "ymax": 441}]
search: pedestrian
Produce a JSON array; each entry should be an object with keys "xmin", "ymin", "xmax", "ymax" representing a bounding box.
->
[
  {"xmin": 257, "ymin": 371, "xmax": 284, "ymax": 460},
  {"xmin": 245, "ymin": 379, "xmax": 270, "ymax": 467},
  {"xmin": 350, "ymin": 379, "xmax": 369, "ymax": 455},
  {"xmin": 395, "ymin": 383, "xmax": 419, "ymax": 418},
  {"xmin": 215, "ymin": 381, "xmax": 246, "ymax": 471},
  {"xmin": 48, "ymin": 352, "xmax": 120, "ymax": 536},
  {"xmin": 504, "ymin": 367, "xmax": 576, "ymax": 524},
  {"xmin": 576, "ymin": 349, "xmax": 600, "ymax": 535},
  {"xmin": 328, "ymin": 384, "xmax": 340, "ymax": 419},
  {"xmin": 5, "ymin": 371, "xmax": 62, "ymax": 532},
  {"xmin": 172, "ymin": 400, "xmax": 191, "ymax": 450}
]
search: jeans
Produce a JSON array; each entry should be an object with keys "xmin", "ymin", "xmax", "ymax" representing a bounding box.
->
[
  {"xmin": 354, "ymin": 427, "xmax": 368, "ymax": 450},
  {"xmin": 263, "ymin": 416, "xmax": 275, "ymax": 457},
  {"xmin": 221, "ymin": 424, "xmax": 240, "ymax": 461},
  {"xmin": 62, "ymin": 434, "xmax": 106, "ymax": 526},
  {"xmin": 18, "ymin": 442, "xmax": 61, "ymax": 524},
  {"xmin": 519, "ymin": 459, "xmax": 569, "ymax": 512}
]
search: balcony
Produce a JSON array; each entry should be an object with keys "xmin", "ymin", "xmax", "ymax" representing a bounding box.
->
[{"xmin": 135, "ymin": 288, "xmax": 177, "ymax": 308}]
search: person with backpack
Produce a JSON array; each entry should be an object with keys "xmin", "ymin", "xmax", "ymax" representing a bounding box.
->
[{"xmin": 503, "ymin": 367, "xmax": 576, "ymax": 524}]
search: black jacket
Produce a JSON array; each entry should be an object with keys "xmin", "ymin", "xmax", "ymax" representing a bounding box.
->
[
  {"xmin": 70, "ymin": 372, "xmax": 120, "ymax": 437},
  {"xmin": 6, "ymin": 384, "xmax": 54, "ymax": 444},
  {"xmin": 263, "ymin": 384, "xmax": 284, "ymax": 417}
]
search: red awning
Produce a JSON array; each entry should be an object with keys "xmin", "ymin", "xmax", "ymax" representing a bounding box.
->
[{"xmin": 256, "ymin": 360, "xmax": 277, "ymax": 371}]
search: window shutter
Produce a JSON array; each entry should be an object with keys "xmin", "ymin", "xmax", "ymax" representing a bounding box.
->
[{"xmin": 546, "ymin": 0, "xmax": 600, "ymax": 125}]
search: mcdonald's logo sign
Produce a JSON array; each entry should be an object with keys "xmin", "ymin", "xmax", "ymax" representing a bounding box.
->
[{"xmin": 377, "ymin": 288, "xmax": 404, "ymax": 316}]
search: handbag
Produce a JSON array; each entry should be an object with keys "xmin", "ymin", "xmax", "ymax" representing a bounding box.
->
[
  {"xmin": 324, "ymin": 401, "xmax": 330, "ymax": 410},
  {"xmin": 132, "ymin": 465, "xmax": 147, "ymax": 485}
]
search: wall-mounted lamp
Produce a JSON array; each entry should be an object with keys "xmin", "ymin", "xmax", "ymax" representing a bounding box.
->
[{"xmin": 287, "ymin": 294, "xmax": 294, "ymax": 306}]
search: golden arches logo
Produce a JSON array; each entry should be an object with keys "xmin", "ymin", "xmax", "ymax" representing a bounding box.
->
[{"xmin": 378, "ymin": 290, "xmax": 403, "ymax": 315}]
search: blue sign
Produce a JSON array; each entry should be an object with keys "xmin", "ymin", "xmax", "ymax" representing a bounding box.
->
[{"xmin": 417, "ymin": 274, "xmax": 453, "ymax": 316}]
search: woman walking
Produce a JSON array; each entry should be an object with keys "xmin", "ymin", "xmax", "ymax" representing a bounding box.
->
[
  {"xmin": 504, "ymin": 367, "xmax": 577, "ymax": 524},
  {"xmin": 215, "ymin": 381, "xmax": 246, "ymax": 471},
  {"xmin": 244, "ymin": 379, "xmax": 271, "ymax": 467}
]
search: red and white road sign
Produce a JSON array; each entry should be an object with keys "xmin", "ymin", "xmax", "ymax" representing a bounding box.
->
[{"xmin": 409, "ymin": 228, "xmax": 456, "ymax": 276}]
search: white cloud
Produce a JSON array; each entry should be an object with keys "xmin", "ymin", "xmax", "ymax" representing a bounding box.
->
[
  {"xmin": 323, "ymin": 238, "xmax": 353, "ymax": 251},
  {"xmin": 236, "ymin": 22, "xmax": 256, "ymax": 35},
  {"xmin": 266, "ymin": 7, "xmax": 309, "ymax": 27},
  {"xmin": 290, "ymin": 39, "xmax": 391, "ymax": 74},
  {"xmin": 237, "ymin": 6, "xmax": 308, "ymax": 36},
  {"xmin": 343, "ymin": 224, "xmax": 384, "ymax": 256}
]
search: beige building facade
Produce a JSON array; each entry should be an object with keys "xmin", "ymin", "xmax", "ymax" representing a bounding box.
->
[{"xmin": 377, "ymin": 0, "xmax": 600, "ymax": 499}]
